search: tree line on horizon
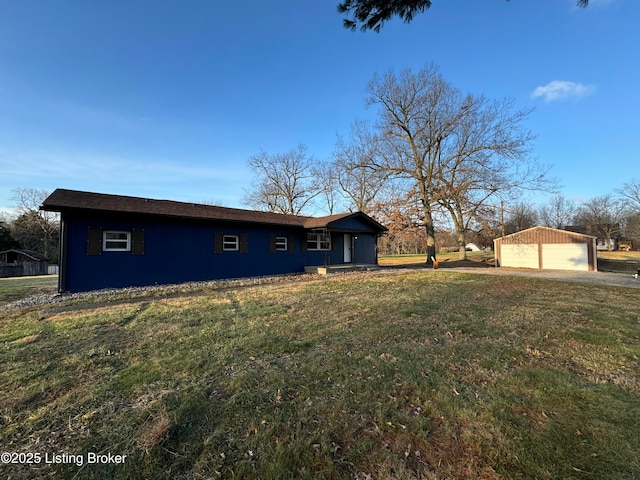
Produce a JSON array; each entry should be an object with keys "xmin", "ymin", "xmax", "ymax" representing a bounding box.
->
[
  {"xmin": 2, "ymin": 180, "xmax": 639, "ymax": 265},
  {"xmin": 243, "ymin": 141, "xmax": 640, "ymax": 257}
]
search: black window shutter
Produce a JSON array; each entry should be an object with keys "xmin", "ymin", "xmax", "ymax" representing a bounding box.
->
[
  {"xmin": 132, "ymin": 229, "xmax": 145, "ymax": 255},
  {"xmin": 287, "ymin": 235, "xmax": 294, "ymax": 253},
  {"xmin": 214, "ymin": 232, "xmax": 223, "ymax": 254},
  {"xmin": 87, "ymin": 227, "xmax": 102, "ymax": 255},
  {"xmin": 269, "ymin": 235, "xmax": 276, "ymax": 253},
  {"xmin": 302, "ymin": 233, "xmax": 308, "ymax": 251},
  {"xmin": 240, "ymin": 234, "xmax": 248, "ymax": 253}
]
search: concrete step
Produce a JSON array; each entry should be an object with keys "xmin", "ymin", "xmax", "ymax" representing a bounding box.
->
[{"xmin": 304, "ymin": 264, "xmax": 381, "ymax": 275}]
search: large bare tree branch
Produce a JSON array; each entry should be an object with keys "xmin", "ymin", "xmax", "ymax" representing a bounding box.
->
[
  {"xmin": 243, "ymin": 145, "xmax": 322, "ymax": 215},
  {"xmin": 362, "ymin": 64, "xmax": 551, "ymax": 261},
  {"xmin": 618, "ymin": 178, "xmax": 640, "ymax": 212}
]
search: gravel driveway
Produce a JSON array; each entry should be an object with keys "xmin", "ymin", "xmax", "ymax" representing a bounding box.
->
[
  {"xmin": 440, "ymin": 266, "xmax": 640, "ymax": 289},
  {"xmin": 382, "ymin": 258, "xmax": 640, "ymax": 289}
]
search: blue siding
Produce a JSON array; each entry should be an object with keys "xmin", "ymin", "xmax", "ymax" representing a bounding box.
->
[
  {"xmin": 329, "ymin": 216, "xmax": 380, "ymax": 232},
  {"xmin": 60, "ymin": 212, "xmax": 370, "ymax": 292},
  {"xmin": 353, "ymin": 234, "xmax": 378, "ymax": 264}
]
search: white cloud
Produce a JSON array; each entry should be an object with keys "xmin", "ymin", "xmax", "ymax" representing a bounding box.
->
[{"xmin": 531, "ymin": 80, "xmax": 596, "ymax": 102}]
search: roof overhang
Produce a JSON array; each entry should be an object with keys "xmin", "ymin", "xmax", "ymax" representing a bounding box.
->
[{"xmin": 41, "ymin": 189, "xmax": 387, "ymax": 233}]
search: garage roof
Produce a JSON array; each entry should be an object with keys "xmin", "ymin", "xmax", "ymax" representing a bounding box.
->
[{"xmin": 494, "ymin": 226, "xmax": 596, "ymax": 245}]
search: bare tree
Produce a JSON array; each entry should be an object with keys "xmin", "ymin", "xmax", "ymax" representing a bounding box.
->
[
  {"xmin": 433, "ymin": 95, "xmax": 549, "ymax": 259},
  {"xmin": 11, "ymin": 188, "xmax": 59, "ymax": 260},
  {"xmin": 576, "ymin": 195, "xmax": 627, "ymax": 251},
  {"xmin": 504, "ymin": 202, "xmax": 538, "ymax": 235},
  {"xmin": 624, "ymin": 213, "xmax": 640, "ymax": 250},
  {"xmin": 332, "ymin": 120, "xmax": 391, "ymax": 214},
  {"xmin": 618, "ymin": 178, "xmax": 640, "ymax": 212},
  {"xmin": 538, "ymin": 194, "xmax": 577, "ymax": 229},
  {"xmin": 243, "ymin": 145, "xmax": 321, "ymax": 215},
  {"xmin": 312, "ymin": 161, "xmax": 340, "ymax": 215},
  {"xmin": 364, "ymin": 64, "xmax": 545, "ymax": 262}
]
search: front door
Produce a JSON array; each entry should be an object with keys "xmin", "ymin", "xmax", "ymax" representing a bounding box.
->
[{"xmin": 343, "ymin": 234, "xmax": 352, "ymax": 263}]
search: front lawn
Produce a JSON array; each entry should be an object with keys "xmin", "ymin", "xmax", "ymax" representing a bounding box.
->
[
  {"xmin": 0, "ymin": 275, "xmax": 57, "ymax": 306},
  {"xmin": 1, "ymin": 271, "xmax": 638, "ymax": 479}
]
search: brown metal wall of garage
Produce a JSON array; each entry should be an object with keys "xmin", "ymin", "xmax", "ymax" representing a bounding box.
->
[{"xmin": 494, "ymin": 226, "xmax": 597, "ymax": 271}]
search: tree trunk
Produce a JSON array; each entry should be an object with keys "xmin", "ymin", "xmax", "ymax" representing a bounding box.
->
[
  {"xmin": 457, "ymin": 229, "xmax": 467, "ymax": 260},
  {"xmin": 449, "ymin": 206, "xmax": 468, "ymax": 260},
  {"xmin": 424, "ymin": 219, "xmax": 437, "ymax": 265}
]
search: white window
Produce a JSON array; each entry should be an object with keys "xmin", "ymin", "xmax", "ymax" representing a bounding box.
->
[
  {"xmin": 223, "ymin": 235, "xmax": 239, "ymax": 251},
  {"xmin": 275, "ymin": 236, "xmax": 288, "ymax": 251},
  {"xmin": 103, "ymin": 231, "xmax": 131, "ymax": 251},
  {"xmin": 307, "ymin": 232, "xmax": 331, "ymax": 251}
]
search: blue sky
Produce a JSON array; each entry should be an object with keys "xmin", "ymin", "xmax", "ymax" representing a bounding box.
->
[{"xmin": 1, "ymin": 0, "xmax": 638, "ymax": 214}]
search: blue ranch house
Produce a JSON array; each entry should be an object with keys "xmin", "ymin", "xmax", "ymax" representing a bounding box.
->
[{"xmin": 41, "ymin": 189, "xmax": 387, "ymax": 292}]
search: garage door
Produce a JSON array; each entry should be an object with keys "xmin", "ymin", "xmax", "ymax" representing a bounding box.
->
[
  {"xmin": 541, "ymin": 243, "xmax": 588, "ymax": 271},
  {"xmin": 500, "ymin": 244, "xmax": 539, "ymax": 269}
]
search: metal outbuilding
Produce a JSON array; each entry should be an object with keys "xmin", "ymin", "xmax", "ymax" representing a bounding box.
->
[{"xmin": 493, "ymin": 226, "xmax": 597, "ymax": 272}]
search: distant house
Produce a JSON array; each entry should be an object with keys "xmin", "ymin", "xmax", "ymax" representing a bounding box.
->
[
  {"xmin": 493, "ymin": 226, "xmax": 597, "ymax": 272},
  {"xmin": 465, "ymin": 243, "xmax": 482, "ymax": 252},
  {"xmin": 0, "ymin": 249, "xmax": 49, "ymax": 278},
  {"xmin": 564, "ymin": 225, "xmax": 620, "ymax": 251},
  {"xmin": 40, "ymin": 189, "xmax": 387, "ymax": 292}
]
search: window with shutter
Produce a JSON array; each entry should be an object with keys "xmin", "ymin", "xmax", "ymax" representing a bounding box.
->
[
  {"xmin": 275, "ymin": 236, "xmax": 287, "ymax": 251},
  {"xmin": 103, "ymin": 231, "xmax": 131, "ymax": 251},
  {"xmin": 223, "ymin": 235, "xmax": 239, "ymax": 251}
]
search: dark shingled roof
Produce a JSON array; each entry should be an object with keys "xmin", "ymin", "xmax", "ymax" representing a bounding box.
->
[
  {"xmin": 303, "ymin": 212, "xmax": 386, "ymax": 232},
  {"xmin": 40, "ymin": 189, "xmax": 386, "ymax": 231},
  {"xmin": 0, "ymin": 249, "xmax": 49, "ymax": 261}
]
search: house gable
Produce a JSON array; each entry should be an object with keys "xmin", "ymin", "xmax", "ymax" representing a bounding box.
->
[{"xmin": 304, "ymin": 212, "xmax": 387, "ymax": 233}]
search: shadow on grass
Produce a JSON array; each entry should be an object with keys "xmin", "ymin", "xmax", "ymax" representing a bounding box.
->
[{"xmin": 382, "ymin": 257, "xmax": 494, "ymax": 270}]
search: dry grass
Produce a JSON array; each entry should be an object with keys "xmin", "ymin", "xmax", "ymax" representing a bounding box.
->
[
  {"xmin": 379, "ymin": 252, "xmax": 493, "ymax": 267},
  {"xmin": 136, "ymin": 405, "xmax": 170, "ymax": 452},
  {"xmin": 597, "ymin": 250, "xmax": 640, "ymax": 261},
  {"xmin": 1, "ymin": 271, "xmax": 639, "ymax": 479},
  {"xmin": 597, "ymin": 250, "xmax": 640, "ymax": 272},
  {"xmin": 0, "ymin": 275, "xmax": 57, "ymax": 306}
]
